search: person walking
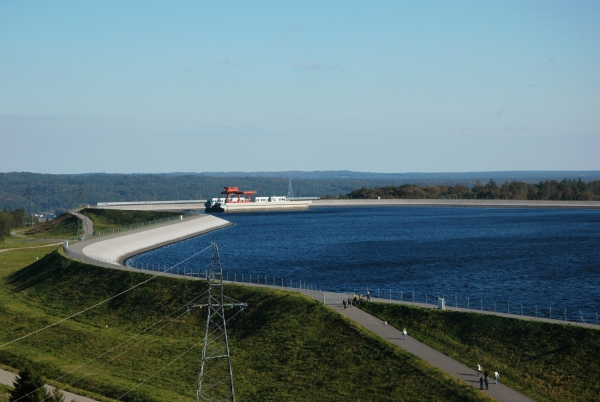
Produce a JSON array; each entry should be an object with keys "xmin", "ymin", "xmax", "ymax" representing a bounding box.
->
[
  {"xmin": 476, "ymin": 363, "xmax": 482, "ymax": 377},
  {"xmin": 479, "ymin": 376, "xmax": 484, "ymax": 390},
  {"xmin": 343, "ymin": 299, "xmax": 347, "ymax": 309},
  {"xmin": 485, "ymin": 375, "xmax": 489, "ymax": 390},
  {"xmin": 403, "ymin": 328, "xmax": 407, "ymax": 340},
  {"xmin": 494, "ymin": 371, "xmax": 499, "ymax": 384},
  {"xmin": 366, "ymin": 290, "xmax": 371, "ymax": 301}
]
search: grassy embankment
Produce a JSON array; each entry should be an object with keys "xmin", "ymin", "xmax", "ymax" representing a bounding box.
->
[
  {"xmin": 0, "ymin": 384, "xmax": 10, "ymax": 402},
  {"xmin": 361, "ymin": 302, "xmax": 600, "ymax": 402},
  {"xmin": 0, "ymin": 248, "xmax": 490, "ymax": 402}
]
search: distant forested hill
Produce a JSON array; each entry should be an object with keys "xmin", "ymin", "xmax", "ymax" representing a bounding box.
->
[
  {"xmin": 340, "ymin": 180, "xmax": 600, "ymax": 201},
  {"xmin": 1, "ymin": 171, "xmax": 599, "ymax": 213}
]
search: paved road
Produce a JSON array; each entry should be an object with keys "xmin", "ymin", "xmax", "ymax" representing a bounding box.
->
[
  {"xmin": 0, "ymin": 368, "xmax": 99, "ymax": 402},
  {"xmin": 228, "ymin": 284, "xmax": 534, "ymax": 401},
  {"xmin": 336, "ymin": 303, "xmax": 533, "ymax": 401},
  {"xmin": 71, "ymin": 211, "xmax": 94, "ymax": 240}
]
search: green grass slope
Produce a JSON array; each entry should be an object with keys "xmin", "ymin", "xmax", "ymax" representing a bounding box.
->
[
  {"xmin": 361, "ymin": 302, "xmax": 600, "ymax": 402},
  {"xmin": 0, "ymin": 249, "xmax": 490, "ymax": 402}
]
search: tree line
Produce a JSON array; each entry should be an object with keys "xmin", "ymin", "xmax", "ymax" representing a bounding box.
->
[
  {"xmin": 2, "ymin": 172, "xmax": 600, "ymax": 214},
  {"xmin": 338, "ymin": 179, "xmax": 600, "ymax": 201},
  {"xmin": 0, "ymin": 207, "xmax": 26, "ymax": 242}
]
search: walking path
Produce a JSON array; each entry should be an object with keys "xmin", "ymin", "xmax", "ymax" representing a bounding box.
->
[
  {"xmin": 72, "ymin": 211, "xmax": 94, "ymax": 240},
  {"xmin": 335, "ymin": 302, "xmax": 532, "ymax": 401},
  {"xmin": 0, "ymin": 243, "xmax": 63, "ymax": 253},
  {"xmin": 0, "ymin": 368, "xmax": 99, "ymax": 402},
  {"xmin": 232, "ymin": 285, "xmax": 533, "ymax": 402}
]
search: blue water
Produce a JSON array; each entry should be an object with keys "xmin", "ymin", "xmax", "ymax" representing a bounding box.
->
[{"xmin": 127, "ymin": 207, "xmax": 600, "ymax": 320}]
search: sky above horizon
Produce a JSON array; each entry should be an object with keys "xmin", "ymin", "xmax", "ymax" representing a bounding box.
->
[{"xmin": 1, "ymin": 1, "xmax": 599, "ymax": 174}]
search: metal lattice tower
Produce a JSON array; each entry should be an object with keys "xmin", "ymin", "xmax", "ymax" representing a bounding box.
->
[
  {"xmin": 287, "ymin": 168, "xmax": 294, "ymax": 200},
  {"xmin": 194, "ymin": 243, "xmax": 246, "ymax": 402},
  {"xmin": 25, "ymin": 184, "xmax": 35, "ymax": 227}
]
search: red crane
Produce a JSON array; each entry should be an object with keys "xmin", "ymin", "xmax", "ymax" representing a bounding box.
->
[{"xmin": 220, "ymin": 187, "xmax": 256, "ymax": 203}]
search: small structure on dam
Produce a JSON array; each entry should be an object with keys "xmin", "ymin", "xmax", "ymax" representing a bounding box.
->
[{"xmin": 205, "ymin": 186, "xmax": 311, "ymax": 213}]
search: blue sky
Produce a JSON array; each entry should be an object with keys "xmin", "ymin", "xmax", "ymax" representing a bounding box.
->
[{"xmin": 1, "ymin": 0, "xmax": 599, "ymax": 174}]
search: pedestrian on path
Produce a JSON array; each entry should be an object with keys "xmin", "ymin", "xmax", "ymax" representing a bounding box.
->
[
  {"xmin": 343, "ymin": 299, "xmax": 347, "ymax": 309},
  {"xmin": 485, "ymin": 376, "xmax": 489, "ymax": 390},
  {"xmin": 476, "ymin": 363, "xmax": 482, "ymax": 377},
  {"xmin": 494, "ymin": 371, "xmax": 499, "ymax": 384},
  {"xmin": 367, "ymin": 290, "xmax": 371, "ymax": 301},
  {"xmin": 479, "ymin": 376, "xmax": 484, "ymax": 390},
  {"xmin": 403, "ymin": 328, "xmax": 407, "ymax": 340}
]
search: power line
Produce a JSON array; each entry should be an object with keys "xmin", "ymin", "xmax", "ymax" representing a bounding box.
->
[
  {"xmin": 117, "ymin": 307, "xmax": 246, "ymax": 402},
  {"xmin": 15, "ymin": 289, "xmax": 212, "ymax": 402},
  {"xmin": 0, "ymin": 244, "xmax": 213, "ymax": 350},
  {"xmin": 117, "ymin": 341, "xmax": 202, "ymax": 401}
]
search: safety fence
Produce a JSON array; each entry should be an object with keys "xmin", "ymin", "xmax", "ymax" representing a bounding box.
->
[
  {"xmin": 64, "ymin": 247, "xmax": 599, "ymax": 328},
  {"xmin": 63, "ymin": 246, "xmax": 119, "ymax": 269},
  {"xmin": 360, "ymin": 287, "xmax": 599, "ymax": 326}
]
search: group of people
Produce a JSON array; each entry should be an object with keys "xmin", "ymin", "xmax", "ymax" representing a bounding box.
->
[
  {"xmin": 476, "ymin": 364, "xmax": 499, "ymax": 390},
  {"xmin": 342, "ymin": 291, "xmax": 371, "ymax": 309}
]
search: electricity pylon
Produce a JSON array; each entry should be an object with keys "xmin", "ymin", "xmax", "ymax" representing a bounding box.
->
[{"xmin": 194, "ymin": 243, "xmax": 246, "ymax": 402}]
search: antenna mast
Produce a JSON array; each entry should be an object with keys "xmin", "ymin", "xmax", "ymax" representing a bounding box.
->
[
  {"xmin": 194, "ymin": 243, "xmax": 246, "ymax": 402},
  {"xmin": 287, "ymin": 166, "xmax": 294, "ymax": 200},
  {"xmin": 25, "ymin": 184, "xmax": 35, "ymax": 227}
]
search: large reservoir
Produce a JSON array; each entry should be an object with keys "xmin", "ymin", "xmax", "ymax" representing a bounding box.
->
[{"xmin": 127, "ymin": 207, "xmax": 600, "ymax": 320}]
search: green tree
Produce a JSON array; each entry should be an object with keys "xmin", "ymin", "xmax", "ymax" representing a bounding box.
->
[
  {"xmin": 0, "ymin": 211, "xmax": 11, "ymax": 243},
  {"xmin": 9, "ymin": 366, "xmax": 64, "ymax": 402}
]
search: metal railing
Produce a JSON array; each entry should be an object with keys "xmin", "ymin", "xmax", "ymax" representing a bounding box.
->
[
  {"xmin": 62, "ymin": 245, "xmax": 600, "ymax": 329},
  {"xmin": 357, "ymin": 287, "xmax": 600, "ymax": 327}
]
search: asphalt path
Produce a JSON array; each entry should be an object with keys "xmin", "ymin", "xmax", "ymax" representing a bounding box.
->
[
  {"xmin": 71, "ymin": 211, "xmax": 94, "ymax": 240},
  {"xmin": 335, "ymin": 303, "xmax": 533, "ymax": 401},
  {"xmin": 0, "ymin": 368, "xmax": 99, "ymax": 402},
  {"xmin": 229, "ymin": 284, "xmax": 535, "ymax": 401}
]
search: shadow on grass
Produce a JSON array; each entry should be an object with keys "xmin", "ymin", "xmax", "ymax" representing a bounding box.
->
[{"xmin": 6, "ymin": 251, "xmax": 71, "ymax": 293}]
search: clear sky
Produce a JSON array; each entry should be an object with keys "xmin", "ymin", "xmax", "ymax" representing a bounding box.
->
[{"xmin": 1, "ymin": 0, "xmax": 599, "ymax": 174}]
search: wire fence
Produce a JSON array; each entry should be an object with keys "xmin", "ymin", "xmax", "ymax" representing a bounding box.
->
[
  {"xmin": 63, "ymin": 246, "xmax": 119, "ymax": 269},
  {"xmin": 358, "ymin": 287, "xmax": 599, "ymax": 326},
  {"xmin": 64, "ymin": 246, "xmax": 600, "ymax": 328}
]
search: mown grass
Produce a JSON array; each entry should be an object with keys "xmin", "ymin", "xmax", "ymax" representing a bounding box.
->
[
  {"xmin": 0, "ymin": 384, "xmax": 11, "ymax": 402},
  {"xmin": 0, "ymin": 249, "xmax": 492, "ymax": 402},
  {"xmin": 360, "ymin": 302, "xmax": 600, "ymax": 402},
  {"xmin": 83, "ymin": 209, "xmax": 183, "ymax": 233}
]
